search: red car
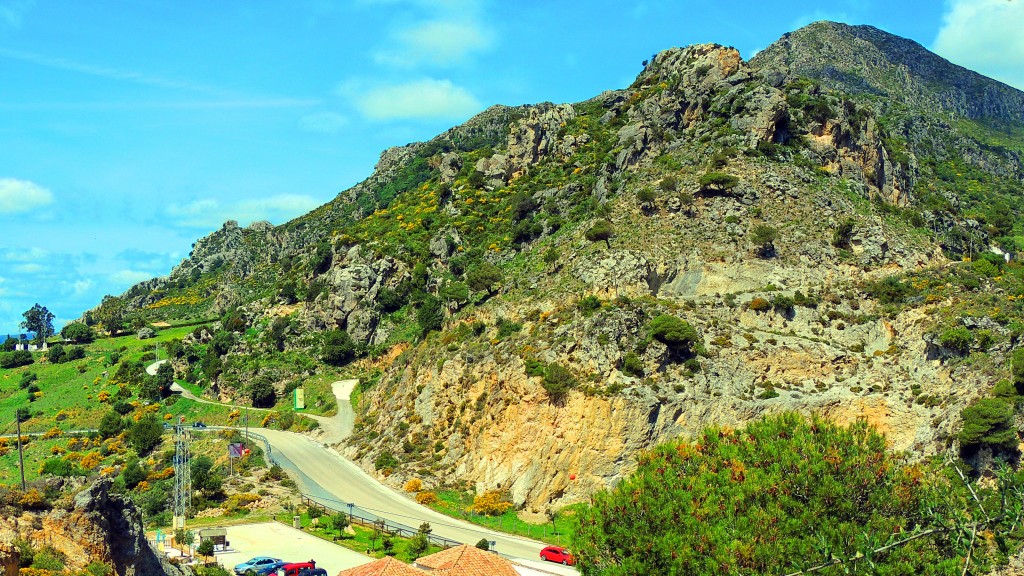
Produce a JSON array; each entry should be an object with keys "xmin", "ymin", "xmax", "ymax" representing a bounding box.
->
[
  {"xmin": 540, "ymin": 546, "xmax": 576, "ymax": 566},
  {"xmin": 279, "ymin": 561, "xmax": 316, "ymax": 576}
]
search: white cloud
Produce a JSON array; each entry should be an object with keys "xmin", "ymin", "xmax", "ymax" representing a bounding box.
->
[
  {"xmin": 166, "ymin": 194, "xmax": 321, "ymax": 229},
  {"xmin": 933, "ymin": 0, "xmax": 1024, "ymax": 90},
  {"xmin": 0, "ymin": 178, "xmax": 54, "ymax": 214},
  {"xmin": 351, "ymin": 78, "xmax": 482, "ymax": 121},
  {"xmin": 0, "ymin": 246, "xmax": 48, "ymax": 262},
  {"xmin": 375, "ymin": 19, "xmax": 493, "ymax": 67},
  {"xmin": 72, "ymin": 279, "xmax": 93, "ymax": 296},
  {"xmin": 0, "ymin": 0, "xmax": 33, "ymax": 29},
  {"xmin": 110, "ymin": 270, "xmax": 155, "ymax": 285},
  {"xmin": 13, "ymin": 263, "xmax": 43, "ymax": 273},
  {"xmin": 298, "ymin": 112, "xmax": 349, "ymax": 133}
]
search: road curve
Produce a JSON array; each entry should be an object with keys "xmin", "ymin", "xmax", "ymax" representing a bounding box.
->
[
  {"xmin": 150, "ymin": 361, "xmax": 573, "ymax": 572},
  {"xmin": 252, "ymin": 427, "xmax": 574, "ymax": 573}
]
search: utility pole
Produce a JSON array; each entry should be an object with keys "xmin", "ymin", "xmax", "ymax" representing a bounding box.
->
[
  {"xmin": 16, "ymin": 415, "xmax": 26, "ymax": 491},
  {"xmin": 244, "ymin": 407, "xmax": 249, "ymax": 449}
]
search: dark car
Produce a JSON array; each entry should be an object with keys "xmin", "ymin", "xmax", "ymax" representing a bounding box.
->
[
  {"xmin": 193, "ymin": 421, "xmax": 208, "ymax": 428},
  {"xmin": 540, "ymin": 545, "xmax": 576, "ymax": 566},
  {"xmin": 296, "ymin": 569, "xmax": 327, "ymax": 576},
  {"xmin": 233, "ymin": 557, "xmax": 282, "ymax": 575}
]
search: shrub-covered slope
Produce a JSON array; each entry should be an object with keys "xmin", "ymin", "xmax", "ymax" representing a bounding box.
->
[{"xmin": 85, "ymin": 23, "xmax": 1024, "ymax": 513}]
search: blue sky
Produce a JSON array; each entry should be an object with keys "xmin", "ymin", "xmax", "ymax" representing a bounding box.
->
[{"xmin": 2, "ymin": 0, "xmax": 1023, "ymax": 335}]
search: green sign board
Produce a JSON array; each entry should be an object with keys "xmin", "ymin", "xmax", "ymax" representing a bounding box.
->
[{"xmin": 293, "ymin": 388, "xmax": 305, "ymax": 410}]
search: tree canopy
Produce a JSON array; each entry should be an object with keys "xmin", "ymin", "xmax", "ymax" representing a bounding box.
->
[
  {"xmin": 465, "ymin": 262, "xmax": 503, "ymax": 294},
  {"xmin": 60, "ymin": 322, "xmax": 94, "ymax": 343},
  {"xmin": 573, "ymin": 413, "xmax": 1020, "ymax": 575},
  {"xmin": 21, "ymin": 303, "xmax": 55, "ymax": 342},
  {"xmin": 585, "ymin": 220, "xmax": 614, "ymax": 248}
]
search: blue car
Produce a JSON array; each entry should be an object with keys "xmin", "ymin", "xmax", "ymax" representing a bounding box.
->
[{"xmin": 234, "ymin": 557, "xmax": 283, "ymax": 575}]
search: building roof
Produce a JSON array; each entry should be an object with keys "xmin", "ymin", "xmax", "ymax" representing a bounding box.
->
[
  {"xmin": 413, "ymin": 545, "xmax": 519, "ymax": 576},
  {"xmin": 336, "ymin": 556, "xmax": 425, "ymax": 576}
]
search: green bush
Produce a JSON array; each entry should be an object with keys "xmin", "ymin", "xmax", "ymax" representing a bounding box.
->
[
  {"xmin": 127, "ymin": 414, "xmax": 164, "ymax": 454},
  {"xmin": 770, "ymin": 294, "xmax": 795, "ymax": 314},
  {"xmin": 1012, "ymin": 348, "xmax": 1024, "ymax": 393},
  {"xmin": 649, "ymin": 315, "xmax": 701, "ymax": 355},
  {"xmin": 573, "ymin": 413, "xmax": 993, "ymax": 575},
  {"xmin": 939, "ymin": 326, "xmax": 974, "ymax": 355},
  {"xmin": 466, "ymin": 263, "xmax": 503, "ymax": 294},
  {"xmin": 971, "ymin": 258, "xmax": 1000, "ymax": 278},
  {"xmin": 417, "ymin": 295, "xmax": 445, "ymax": 335},
  {"xmin": 698, "ymin": 172, "xmax": 739, "ymax": 192},
  {"xmin": 578, "ymin": 295, "xmax": 602, "ymax": 312},
  {"xmin": 60, "ymin": 322, "xmax": 94, "ymax": 343},
  {"xmin": 621, "ymin": 352, "xmax": 644, "ymax": 377},
  {"xmin": 959, "ymin": 397, "xmax": 1018, "ymax": 455},
  {"xmin": 40, "ymin": 458, "xmax": 81, "ymax": 477},
  {"xmin": 585, "ymin": 220, "xmax": 614, "ymax": 248},
  {"xmin": 0, "ymin": 350, "xmax": 33, "ymax": 368},
  {"xmin": 375, "ymin": 451, "xmax": 399, "ymax": 471},
  {"xmin": 865, "ymin": 275, "xmax": 912, "ymax": 304},
  {"xmin": 832, "ymin": 218, "xmax": 856, "ymax": 248},
  {"xmin": 322, "ymin": 329, "xmax": 357, "ymax": 366},
  {"xmin": 543, "ymin": 363, "xmax": 578, "ymax": 398},
  {"xmin": 750, "ymin": 224, "xmax": 779, "ymax": 258}
]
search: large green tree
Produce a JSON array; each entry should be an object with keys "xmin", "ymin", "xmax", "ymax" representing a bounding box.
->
[
  {"xmin": 94, "ymin": 295, "xmax": 126, "ymax": 336},
  {"xmin": 20, "ymin": 303, "xmax": 55, "ymax": 342},
  {"xmin": 573, "ymin": 413, "xmax": 1017, "ymax": 575},
  {"xmin": 60, "ymin": 322, "xmax": 94, "ymax": 343},
  {"xmin": 465, "ymin": 263, "xmax": 503, "ymax": 295},
  {"xmin": 127, "ymin": 414, "xmax": 164, "ymax": 454}
]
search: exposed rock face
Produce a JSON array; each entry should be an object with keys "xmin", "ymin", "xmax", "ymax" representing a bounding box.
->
[
  {"xmin": 0, "ymin": 542, "xmax": 16, "ymax": 576},
  {"xmin": 0, "ymin": 479, "xmax": 189, "ymax": 576},
  {"xmin": 301, "ymin": 245, "xmax": 407, "ymax": 346}
]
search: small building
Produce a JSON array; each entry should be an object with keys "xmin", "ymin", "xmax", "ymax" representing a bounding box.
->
[
  {"xmin": 336, "ymin": 556, "xmax": 424, "ymax": 576},
  {"xmin": 414, "ymin": 545, "xmax": 519, "ymax": 576},
  {"xmin": 197, "ymin": 527, "xmax": 228, "ymax": 551}
]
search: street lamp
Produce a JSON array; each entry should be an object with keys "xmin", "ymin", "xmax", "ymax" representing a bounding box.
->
[{"xmin": 347, "ymin": 502, "xmax": 354, "ymax": 523}]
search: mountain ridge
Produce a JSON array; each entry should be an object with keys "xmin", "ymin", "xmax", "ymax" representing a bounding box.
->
[{"xmin": 81, "ymin": 21, "xmax": 1024, "ymax": 513}]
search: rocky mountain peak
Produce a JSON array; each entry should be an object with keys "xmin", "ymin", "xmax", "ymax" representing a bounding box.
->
[{"xmin": 751, "ymin": 20, "xmax": 1024, "ymax": 127}]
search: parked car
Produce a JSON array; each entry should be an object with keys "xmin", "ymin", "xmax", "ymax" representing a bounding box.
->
[
  {"xmin": 540, "ymin": 546, "xmax": 576, "ymax": 565},
  {"xmin": 279, "ymin": 561, "xmax": 316, "ymax": 576},
  {"xmin": 280, "ymin": 557, "xmax": 315, "ymax": 569},
  {"xmin": 295, "ymin": 569, "xmax": 327, "ymax": 576},
  {"xmin": 233, "ymin": 557, "xmax": 282, "ymax": 575},
  {"xmin": 193, "ymin": 421, "xmax": 208, "ymax": 428}
]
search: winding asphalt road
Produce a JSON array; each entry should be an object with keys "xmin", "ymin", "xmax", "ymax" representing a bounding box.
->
[{"xmin": 149, "ymin": 362, "xmax": 574, "ymax": 573}]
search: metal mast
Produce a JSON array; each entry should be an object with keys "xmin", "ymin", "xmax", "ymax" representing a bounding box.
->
[{"xmin": 172, "ymin": 416, "xmax": 191, "ymax": 530}]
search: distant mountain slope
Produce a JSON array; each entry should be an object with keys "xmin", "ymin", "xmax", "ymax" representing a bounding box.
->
[{"xmin": 751, "ymin": 21, "xmax": 1024, "ymax": 127}]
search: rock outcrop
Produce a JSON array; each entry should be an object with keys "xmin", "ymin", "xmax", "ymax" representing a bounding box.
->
[{"xmin": 0, "ymin": 479, "xmax": 189, "ymax": 576}]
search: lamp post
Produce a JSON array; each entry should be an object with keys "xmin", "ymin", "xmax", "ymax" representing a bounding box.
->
[
  {"xmin": 347, "ymin": 502, "xmax": 354, "ymax": 523},
  {"xmin": 16, "ymin": 413, "xmax": 26, "ymax": 491}
]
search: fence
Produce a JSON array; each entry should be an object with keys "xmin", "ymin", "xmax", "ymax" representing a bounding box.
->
[{"xmin": 299, "ymin": 494, "xmax": 461, "ymax": 549}]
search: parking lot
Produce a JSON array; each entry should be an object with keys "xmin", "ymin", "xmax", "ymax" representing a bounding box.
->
[{"xmin": 211, "ymin": 521, "xmax": 372, "ymax": 574}]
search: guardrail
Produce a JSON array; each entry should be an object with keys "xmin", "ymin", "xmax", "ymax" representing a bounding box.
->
[{"xmin": 298, "ymin": 494, "xmax": 461, "ymax": 550}]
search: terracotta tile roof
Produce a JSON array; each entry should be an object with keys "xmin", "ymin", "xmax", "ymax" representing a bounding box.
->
[
  {"xmin": 336, "ymin": 556, "xmax": 426, "ymax": 576},
  {"xmin": 413, "ymin": 544, "xmax": 519, "ymax": 576}
]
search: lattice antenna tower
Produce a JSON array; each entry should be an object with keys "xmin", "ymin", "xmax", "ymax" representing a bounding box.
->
[{"xmin": 172, "ymin": 417, "xmax": 191, "ymax": 529}]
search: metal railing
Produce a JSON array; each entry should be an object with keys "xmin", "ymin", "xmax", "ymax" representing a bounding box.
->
[{"xmin": 299, "ymin": 494, "xmax": 461, "ymax": 550}]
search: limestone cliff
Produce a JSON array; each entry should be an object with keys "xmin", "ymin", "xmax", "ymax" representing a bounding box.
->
[{"xmin": 0, "ymin": 480, "xmax": 189, "ymax": 576}]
